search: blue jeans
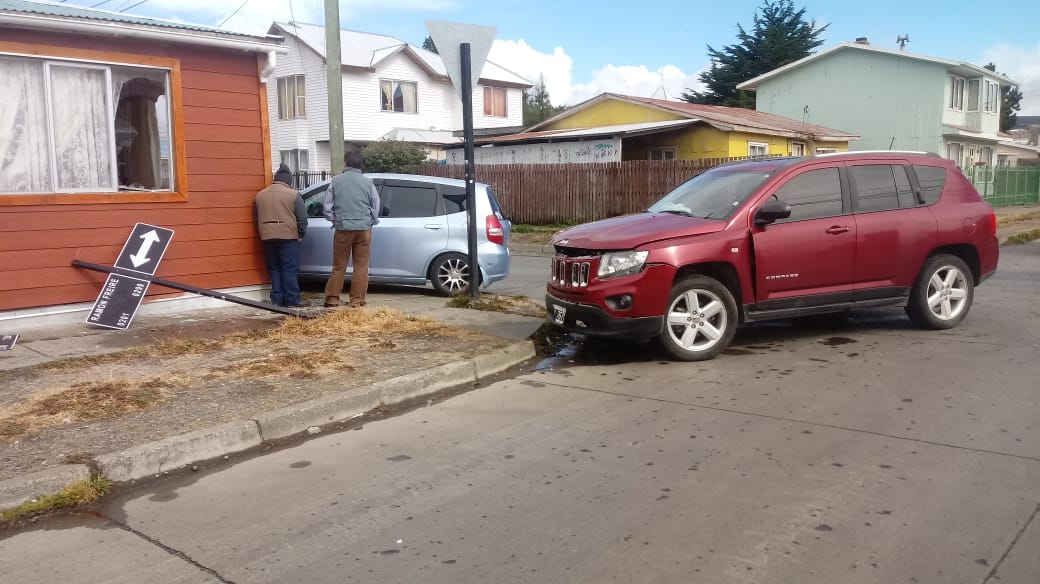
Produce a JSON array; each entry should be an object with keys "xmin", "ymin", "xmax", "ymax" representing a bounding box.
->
[{"xmin": 262, "ymin": 239, "xmax": 301, "ymax": 306}]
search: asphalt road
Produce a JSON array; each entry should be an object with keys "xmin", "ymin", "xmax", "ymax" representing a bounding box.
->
[{"xmin": 3, "ymin": 247, "xmax": 1039, "ymax": 583}]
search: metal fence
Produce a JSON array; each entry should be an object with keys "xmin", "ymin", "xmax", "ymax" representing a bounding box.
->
[
  {"xmin": 961, "ymin": 166, "xmax": 1040, "ymax": 208},
  {"xmin": 290, "ymin": 171, "xmax": 331, "ymax": 190},
  {"xmin": 403, "ymin": 157, "xmax": 770, "ymax": 224}
]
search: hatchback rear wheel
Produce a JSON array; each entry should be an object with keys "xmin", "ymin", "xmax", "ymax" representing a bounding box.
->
[
  {"xmin": 658, "ymin": 275, "xmax": 738, "ymax": 361},
  {"xmin": 430, "ymin": 252, "xmax": 474, "ymax": 296},
  {"xmin": 906, "ymin": 254, "xmax": 974, "ymax": 329}
]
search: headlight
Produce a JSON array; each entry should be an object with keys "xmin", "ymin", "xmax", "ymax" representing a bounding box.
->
[{"xmin": 598, "ymin": 250, "xmax": 649, "ymax": 279}]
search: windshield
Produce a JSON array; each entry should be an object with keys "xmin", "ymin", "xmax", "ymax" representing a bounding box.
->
[{"xmin": 647, "ymin": 169, "xmax": 773, "ymax": 220}]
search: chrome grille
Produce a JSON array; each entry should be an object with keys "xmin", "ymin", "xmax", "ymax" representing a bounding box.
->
[{"xmin": 551, "ymin": 257, "xmax": 591, "ymax": 288}]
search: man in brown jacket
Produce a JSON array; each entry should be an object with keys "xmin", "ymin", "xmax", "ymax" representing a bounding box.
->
[{"xmin": 254, "ymin": 163, "xmax": 308, "ymax": 307}]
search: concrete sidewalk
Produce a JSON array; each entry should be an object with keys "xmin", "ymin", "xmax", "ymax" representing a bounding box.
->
[{"xmin": 0, "ymin": 289, "xmax": 546, "ymax": 512}]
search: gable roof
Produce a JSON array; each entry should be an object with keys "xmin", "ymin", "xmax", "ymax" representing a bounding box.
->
[
  {"xmin": 0, "ymin": 0, "xmax": 283, "ymax": 51},
  {"xmin": 270, "ymin": 21, "xmax": 531, "ymax": 87},
  {"xmin": 459, "ymin": 119, "xmax": 702, "ymax": 147},
  {"xmin": 737, "ymin": 42, "xmax": 1019, "ymax": 91},
  {"xmin": 528, "ymin": 93, "xmax": 858, "ymax": 142}
]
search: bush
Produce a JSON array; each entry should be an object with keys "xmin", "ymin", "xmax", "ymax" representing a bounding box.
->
[{"xmin": 363, "ymin": 140, "xmax": 430, "ymax": 172}]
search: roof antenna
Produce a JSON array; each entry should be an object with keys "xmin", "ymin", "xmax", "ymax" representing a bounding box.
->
[{"xmin": 897, "ymin": 35, "xmax": 910, "ymax": 51}]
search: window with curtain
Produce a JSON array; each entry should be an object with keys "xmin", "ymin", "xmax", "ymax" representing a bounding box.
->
[
  {"xmin": 483, "ymin": 86, "xmax": 507, "ymax": 117},
  {"xmin": 380, "ymin": 80, "xmax": 417, "ymax": 113},
  {"xmin": 277, "ymin": 75, "xmax": 306, "ymax": 119},
  {"xmin": 0, "ymin": 55, "xmax": 173, "ymax": 195},
  {"xmin": 966, "ymin": 79, "xmax": 980, "ymax": 112}
]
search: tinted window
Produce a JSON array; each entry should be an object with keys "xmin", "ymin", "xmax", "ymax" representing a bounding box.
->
[
  {"xmin": 893, "ymin": 166, "xmax": 916, "ymax": 208},
  {"xmin": 302, "ymin": 184, "xmax": 329, "ymax": 218},
  {"xmin": 440, "ymin": 186, "xmax": 467, "ymax": 215},
  {"xmin": 913, "ymin": 165, "xmax": 946, "ymax": 205},
  {"xmin": 773, "ymin": 168, "xmax": 843, "ymax": 222},
  {"xmin": 850, "ymin": 165, "xmax": 901, "ymax": 212},
  {"xmin": 383, "ymin": 185, "xmax": 438, "ymax": 218}
]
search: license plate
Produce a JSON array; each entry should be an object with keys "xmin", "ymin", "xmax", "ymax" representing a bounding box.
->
[{"xmin": 551, "ymin": 305, "xmax": 566, "ymax": 325}]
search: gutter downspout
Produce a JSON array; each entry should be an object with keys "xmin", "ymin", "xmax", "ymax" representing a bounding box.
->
[
  {"xmin": 0, "ymin": 13, "xmax": 288, "ymax": 55},
  {"xmin": 260, "ymin": 50, "xmax": 277, "ymax": 83}
]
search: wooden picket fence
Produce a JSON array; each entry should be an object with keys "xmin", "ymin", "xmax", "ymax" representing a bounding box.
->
[{"xmin": 406, "ymin": 157, "xmax": 769, "ymax": 224}]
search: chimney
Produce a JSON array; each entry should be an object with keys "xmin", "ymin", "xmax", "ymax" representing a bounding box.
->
[{"xmin": 855, "ymin": 37, "xmax": 869, "ymax": 45}]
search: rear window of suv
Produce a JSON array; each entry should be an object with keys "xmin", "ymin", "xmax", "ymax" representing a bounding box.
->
[{"xmin": 913, "ymin": 165, "xmax": 947, "ymax": 205}]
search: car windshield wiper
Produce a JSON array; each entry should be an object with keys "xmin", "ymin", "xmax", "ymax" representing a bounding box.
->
[{"xmin": 656, "ymin": 209, "xmax": 693, "ymax": 216}]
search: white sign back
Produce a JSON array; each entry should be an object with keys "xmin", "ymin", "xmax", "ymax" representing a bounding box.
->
[{"xmin": 425, "ymin": 20, "xmax": 496, "ymax": 94}]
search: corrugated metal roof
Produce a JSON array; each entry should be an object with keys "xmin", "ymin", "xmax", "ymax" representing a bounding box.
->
[
  {"xmin": 272, "ymin": 21, "xmax": 531, "ymax": 86},
  {"xmin": 0, "ymin": 0, "xmax": 280, "ymax": 41},
  {"xmin": 473, "ymin": 119, "xmax": 701, "ymax": 145},
  {"xmin": 631, "ymin": 96, "xmax": 858, "ymax": 139}
]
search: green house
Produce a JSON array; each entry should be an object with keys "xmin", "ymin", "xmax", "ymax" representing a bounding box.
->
[{"xmin": 737, "ymin": 40, "xmax": 1018, "ymax": 169}]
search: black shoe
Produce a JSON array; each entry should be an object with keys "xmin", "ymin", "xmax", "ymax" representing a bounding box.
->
[{"xmin": 286, "ymin": 302, "xmax": 309, "ymax": 308}]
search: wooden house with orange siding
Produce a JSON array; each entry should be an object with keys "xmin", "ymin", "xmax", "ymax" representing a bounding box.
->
[{"xmin": 0, "ymin": 0, "xmax": 286, "ymax": 325}]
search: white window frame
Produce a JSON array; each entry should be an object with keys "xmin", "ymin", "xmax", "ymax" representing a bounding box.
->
[
  {"xmin": 279, "ymin": 149, "xmax": 309, "ymax": 172},
  {"xmin": 380, "ymin": 79, "xmax": 418, "ymax": 114},
  {"xmin": 815, "ymin": 147, "xmax": 837, "ymax": 155},
  {"xmin": 790, "ymin": 142, "xmax": 806, "ymax": 156},
  {"xmin": 277, "ymin": 75, "xmax": 306, "ymax": 120},
  {"xmin": 983, "ymin": 80, "xmax": 999, "ymax": 114},
  {"xmin": 748, "ymin": 142, "xmax": 769, "ymax": 157},
  {"xmin": 981, "ymin": 146, "xmax": 994, "ymax": 166},
  {"xmin": 649, "ymin": 147, "xmax": 677, "ymax": 161},
  {"xmin": 948, "ymin": 75, "xmax": 965, "ymax": 110},
  {"xmin": 947, "ymin": 141, "xmax": 964, "ymax": 167},
  {"xmin": 44, "ymin": 62, "xmax": 119, "ymax": 193},
  {"xmin": 483, "ymin": 86, "xmax": 508, "ymax": 118},
  {"xmin": 966, "ymin": 79, "xmax": 980, "ymax": 112}
]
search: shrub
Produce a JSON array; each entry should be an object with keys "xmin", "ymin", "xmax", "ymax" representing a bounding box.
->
[{"xmin": 363, "ymin": 140, "xmax": 430, "ymax": 172}]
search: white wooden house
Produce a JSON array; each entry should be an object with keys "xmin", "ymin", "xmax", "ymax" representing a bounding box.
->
[{"xmin": 267, "ymin": 21, "xmax": 530, "ymax": 171}]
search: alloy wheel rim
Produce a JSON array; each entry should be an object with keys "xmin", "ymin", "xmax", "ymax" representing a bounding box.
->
[
  {"xmin": 666, "ymin": 288, "xmax": 727, "ymax": 352},
  {"xmin": 438, "ymin": 258, "xmax": 470, "ymax": 293},
  {"xmin": 926, "ymin": 265, "xmax": 969, "ymax": 321}
]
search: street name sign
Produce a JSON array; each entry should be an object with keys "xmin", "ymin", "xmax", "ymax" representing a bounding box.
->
[
  {"xmin": 114, "ymin": 223, "xmax": 174, "ymax": 276},
  {"xmin": 0, "ymin": 334, "xmax": 18, "ymax": 351},
  {"xmin": 86, "ymin": 273, "xmax": 151, "ymax": 330}
]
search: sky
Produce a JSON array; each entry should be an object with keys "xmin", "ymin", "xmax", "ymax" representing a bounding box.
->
[{"xmin": 70, "ymin": 0, "xmax": 1040, "ymax": 115}]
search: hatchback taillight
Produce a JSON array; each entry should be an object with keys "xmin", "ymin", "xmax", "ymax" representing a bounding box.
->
[{"xmin": 486, "ymin": 214, "xmax": 504, "ymax": 245}]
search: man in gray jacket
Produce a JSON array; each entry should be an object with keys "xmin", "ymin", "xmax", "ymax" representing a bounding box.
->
[
  {"xmin": 323, "ymin": 145, "xmax": 380, "ymax": 308},
  {"xmin": 254, "ymin": 163, "xmax": 307, "ymax": 307}
]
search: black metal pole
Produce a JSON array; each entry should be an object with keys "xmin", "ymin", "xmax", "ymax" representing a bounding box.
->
[
  {"xmin": 460, "ymin": 42, "xmax": 479, "ymax": 301},
  {"xmin": 72, "ymin": 260, "xmax": 320, "ymax": 319}
]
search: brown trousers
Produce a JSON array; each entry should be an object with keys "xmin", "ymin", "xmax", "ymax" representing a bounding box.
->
[{"xmin": 324, "ymin": 229, "xmax": 372, "ymax": 307}]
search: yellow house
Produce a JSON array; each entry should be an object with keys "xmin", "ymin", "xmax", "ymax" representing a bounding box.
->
[{"xmin": 463, "ymin": 93, "xmax": 857, "ymax": 163}]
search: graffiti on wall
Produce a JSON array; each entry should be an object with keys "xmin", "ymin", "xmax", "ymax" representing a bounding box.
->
[{"xmin": 446, "ymin": 139, "xmax": 621, "ymax": 165}]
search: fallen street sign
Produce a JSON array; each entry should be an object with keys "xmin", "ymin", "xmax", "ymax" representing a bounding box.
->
[
  {"xmin": 0, "ymin": 334, "xmax": 18, "ymax": 351},
  {"xmin": 86, "ymin": 273, "xmax": 150, "ymax": 330},
  {"xmin": 114, "ymin": 223, "xmax": 174, "ymax": 276}
]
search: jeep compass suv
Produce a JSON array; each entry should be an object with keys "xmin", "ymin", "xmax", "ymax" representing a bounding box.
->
[{"xmin": 545, "ymin": 152, "xmax": 999, "ymax": 361}]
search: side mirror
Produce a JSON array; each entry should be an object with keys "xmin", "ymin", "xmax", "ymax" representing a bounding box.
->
[{"xmin": 754, "ymin": 199, "xmax": 792, "ymax": 226}]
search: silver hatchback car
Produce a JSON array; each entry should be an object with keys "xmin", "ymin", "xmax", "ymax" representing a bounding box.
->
[{"xmin": 298, "ymin": 173, "xmax": 511, "ymax": 296}]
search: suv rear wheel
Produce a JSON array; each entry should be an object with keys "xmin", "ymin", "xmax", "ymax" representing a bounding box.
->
[
  {"xmin": 658, "ymin": 275, "xmax": 738, "ymax": 361},
  {"xmin": 906, "ymin": 254, "xmax": 974, "ymax": 329}
]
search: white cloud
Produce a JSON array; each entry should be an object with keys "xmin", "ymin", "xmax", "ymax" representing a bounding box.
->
[
  {"xmin": 488, "ymin": 39, "xmax": 705, "ymax": 107},
  {"xmin": 982, "ymin": 42, "xmax": 1040, "ymax": 116}
]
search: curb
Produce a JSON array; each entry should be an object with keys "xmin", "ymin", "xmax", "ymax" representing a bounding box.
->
[
  {"xmin": 509, "ymin": 244, "xmax": 553, "ymax": 256},
  {"xmin": 1, "ymin": 340, "xmax": 536, "ymax": 510},
  {"xmin": 0, "ymin": 464, "xmax": 92, "ymax": 511}
]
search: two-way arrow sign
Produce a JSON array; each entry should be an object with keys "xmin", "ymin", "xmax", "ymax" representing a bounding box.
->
[{"xmin": 114, "ymin": 223, "xmax": 174, "ymax": 276}]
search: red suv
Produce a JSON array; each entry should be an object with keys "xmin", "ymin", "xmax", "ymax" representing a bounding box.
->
[{"xmin": 545, "ymin": 152, "xmax": 999, "ymax": 360}]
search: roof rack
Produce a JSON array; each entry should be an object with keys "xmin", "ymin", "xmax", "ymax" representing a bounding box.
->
[{"xmin": 814, "ymin": 150, "xmax": 942, "ymax": 158}]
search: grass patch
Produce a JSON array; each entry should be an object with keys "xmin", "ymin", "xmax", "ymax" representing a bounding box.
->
[
  {"xmin": 448, "ymin": 294, "xmax": 511, "ymax": 312},
  {"xmin": 1005, "ymin": 228, "xmax": 1040, "ymax": 244},
  {"xmin": 996, "ymin": 210, "xmax": 1040, "ymax": 226},
  {"xmin": 511, "ymin": 223, "xmax": 576, "ymax": 234},
  {"xmin": 205, "ymin": 349, "xmax": 354, "ymax": 380},
  {"xmin": 0, "ymin": 378, "xmax": 174, "ymax": 441},
  {"xmin": 1, "ymin": 474, "xmax": 112, "ymax": 523}
]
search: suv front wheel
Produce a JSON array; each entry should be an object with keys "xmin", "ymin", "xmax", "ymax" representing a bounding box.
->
[
  {"xmin": 906, "ymin": 254, "xmax": 974, "ymax": 329},
  {"xmin": 658, "ymin": 275, "xmax": 738, "ymax": 361}
]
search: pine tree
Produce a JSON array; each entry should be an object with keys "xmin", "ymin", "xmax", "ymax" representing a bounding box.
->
[
  {"xmin": 682, "ymin": 0, "xmax": 826, "ymax": 108},
  {"xmin": 523, "ymin": 74, "xmax": 565, "ymax": 126},
  {"xmin": 984, "ymin": 63, "xmax": 1022, "ymax": 133},
  {"xmin": 422, "ymin": 36, "xmax": 438, "ymax": 54}
]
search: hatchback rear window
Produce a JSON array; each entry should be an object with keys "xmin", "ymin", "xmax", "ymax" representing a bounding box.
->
[{"xmin": 913, "ymin": 165, "xmax": 947, "ymax": 205}]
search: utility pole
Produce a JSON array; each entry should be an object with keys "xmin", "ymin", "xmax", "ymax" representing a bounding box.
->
[
  {"xmin": 324, "ymin": 0, "xmax": 344, "ymax": 175},
  {"xmin": 459, "ymin": 43, "xmax": 478, "ymax": 301}
]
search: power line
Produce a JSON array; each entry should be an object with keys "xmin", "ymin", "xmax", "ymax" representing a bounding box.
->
[
  {"xmin": 118, "ymin": 0, "xmax": 149, "ymax": 13},
  {"xmin": 90, "ymin": 0, "xmax": 112, "ymax": 7},
  {"xmin": 218, "ymin": 0, "xmax": 250, "ymax": 27}
]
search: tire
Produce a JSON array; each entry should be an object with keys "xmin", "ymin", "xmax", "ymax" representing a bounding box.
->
[
  {"xmin": 905, "ymin": 254, "xmax": 974, "ymax": 330},
  {"xmin": 657, "ymin": 275, "xmax": 738, "ymax": 361},
  {"xmin": 429, "ymin": 252, "xmax": 475, "ymax": 296}
]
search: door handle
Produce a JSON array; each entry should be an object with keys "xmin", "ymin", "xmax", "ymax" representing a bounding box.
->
[
  {"xmin": 424, "ymin": 224, "xmax": 443, "ymax": 230},
  {"xmin": 825, "ymin": 226, "xmax": 851, "ymax": 235}
]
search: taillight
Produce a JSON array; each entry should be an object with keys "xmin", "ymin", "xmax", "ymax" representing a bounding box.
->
[
  {"xmin": 486, "ymin": 214, "xmax": 504, "ymax": 245},
  {"xmin": 987, "ymin": 209, "xmax": 997, "ymax": 236}
]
